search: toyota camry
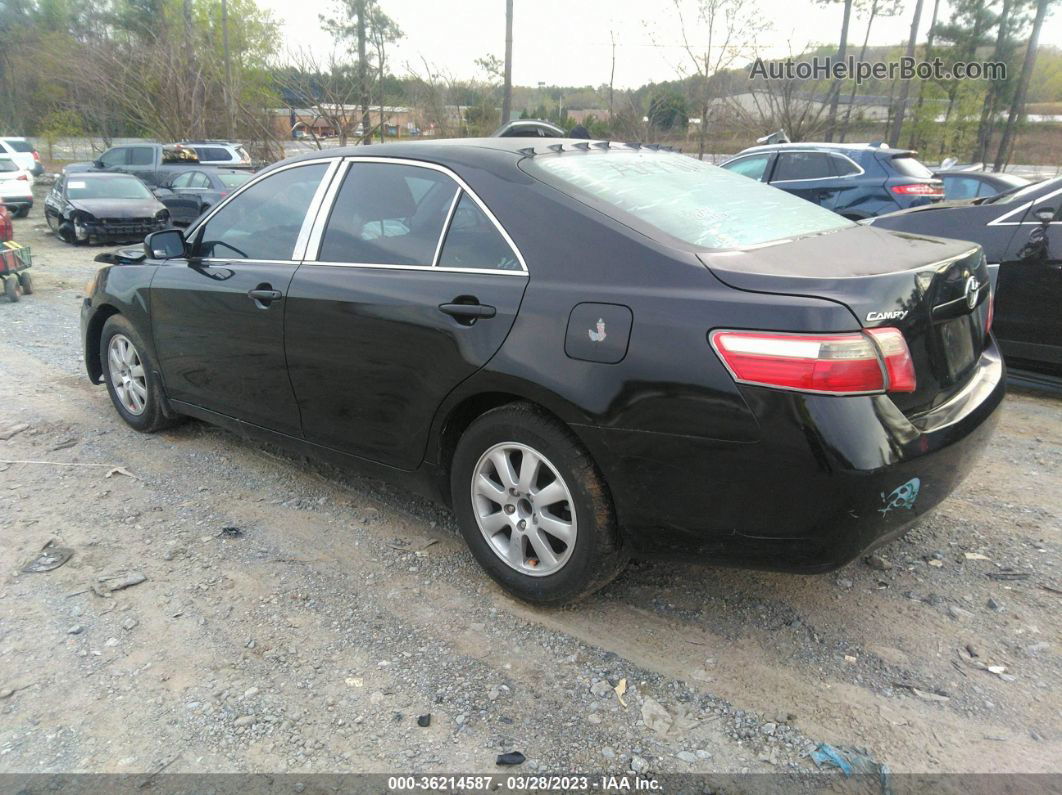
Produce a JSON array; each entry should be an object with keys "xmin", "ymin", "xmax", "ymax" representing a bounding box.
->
[{"xmin": 81, "ymin": 139, "xmax": 1004, "ymax": 604}]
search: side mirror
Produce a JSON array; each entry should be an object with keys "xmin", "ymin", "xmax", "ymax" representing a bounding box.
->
[
  {"xmin": 1034, "ymin": 207, "xmax": 1055, "ymax": 225},
  {"xmin": 93, "ymin": 159, "xmax": 104, "ymax": 169},
  {"xmin": 144, "ymin": 229, "xmax": 186, "ymax": 260}
]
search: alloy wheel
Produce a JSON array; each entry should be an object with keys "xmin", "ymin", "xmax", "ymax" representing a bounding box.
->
[
  {"xmin": 108, "ymin": 334, "xmax": 148, "ymax": 416},
  {"xmin": 471, "ymin": 442, "xmax": 577, "ymax": 577}
]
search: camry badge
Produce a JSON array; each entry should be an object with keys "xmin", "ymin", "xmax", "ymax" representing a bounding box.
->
[
  {"xmin": 588, "ymin": 318, "xmax": 607, "ymax": 343},
  {"xmin": 964, "ymin": 276, "xmax": 982, "ymax": 310},
  {"xmin": 866, "ymin": 309, "xmax": 908, "ymax": 322}
]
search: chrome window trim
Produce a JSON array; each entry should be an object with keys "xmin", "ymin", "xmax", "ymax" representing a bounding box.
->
[
  {"xmin": 184, "ymin": 158, "xmax": 339, "ymax": 260},
  {"xmin": 432, "ymin": 189, "xmax": 463, "ymax": 267},
  {"xmin": 196, "ymin": 258, "xmax": 300, "ymax": 266},
  {"xmin": 305, "ymin": 156, "xmax": 529, "ymax": 273},
  {"xmin": 987, "ymin": 185, "xmax": 1062, "ymax": 226},
  {"xmin": 306, "ymin": 261, "xmax": 528, "ymax": 277}
]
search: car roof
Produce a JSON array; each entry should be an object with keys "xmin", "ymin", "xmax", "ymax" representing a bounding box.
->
[
  {"xmin": 735, "ymin": 142, "xmax": 915, "ymax": 156},
  {"xmin": 268, "ymin": 137, "xmax": 659, "ymax": 172},
  {"xmin": 69, "ymin": 172, "xmax": 144, "ymax": 179}
]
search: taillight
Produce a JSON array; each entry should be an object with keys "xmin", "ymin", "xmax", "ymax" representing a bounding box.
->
[
  {"xmin": 710, "ymin": 329, "xmax": 916, "ymax": 395},
  {"xmin": 890, "ymin": 182, "xmax": 943, "ymax": 196},
  {"xmin": 16, "ymin": 174, "xmax": 28, "ymax": 181},
  {"xmin": 985, "ymin": 289, "xmax": 994, "ymax": 335},
  {"xmin": 865, "ymin": 328, "xmax": 917, "ymax": 392}
]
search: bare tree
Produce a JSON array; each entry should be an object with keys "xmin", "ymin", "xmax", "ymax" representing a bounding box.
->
[
  {"xmin": 275, "ymin": 48, "xmax": 366, "ymax": 147},
  {"xmin": 501, "ymin": 0, "xmax": 514, "ymax": 125},
  {"xmin": 839, "ymin": 0, "xmax": 904, "ymax": 142},
  {"xmin": 886, "ymin": 0, "xmax": 926, "ymax": 146},
  {"xmin": 993, "ymin": 0, "xmax": 1053, "ymax": 170},
  {"xmin": 669, "ymin": 0, "xmax": 760, "ymax": 159},
  {"xmin": 822, "ymin": 0, "xmax": 855, "ymax": 141}
]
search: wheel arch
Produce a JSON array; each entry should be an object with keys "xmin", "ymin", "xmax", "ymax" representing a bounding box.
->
[
  {"xmin": 85, "ymin": 303, "xmax": 122, "ymax": 383},
  {"xmin": 430, "ymin": 386, "xmax": 602, "ymax": 500}
]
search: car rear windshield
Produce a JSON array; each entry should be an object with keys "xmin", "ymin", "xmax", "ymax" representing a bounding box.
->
[
  {"xmin": 525, "ymin": 150, "xmax": 853, "ymax": 250},
  {"xmin": 218, "ymin": 173, "xmax": 252, "ymax": 189},
  {"xmin": 2, "ymin": 139, "xmax": 34, "ymax": 153},
  {"xmin": 67, "ymin": 177, "xmax": 152, "ymax": 200},
  {"xmin": 0, "ymin": 158, "xmax": 19, "ymax": 172},
  {"xmin": 889, "ymin": 154, "xmax": 935, "ymax": 178}
]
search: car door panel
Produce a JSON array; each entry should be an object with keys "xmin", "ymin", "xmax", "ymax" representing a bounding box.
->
[
  {"xmin": 995, "ymin": 207, "xmax": 1062, "ymax": 372},
  {"xmin": 148, "ymin": 161, "xmax": 333, "ymax": 435},
  {"xmin": 151, "ymin": 262, "xmax": 303, "ymax": 434},
  {"xmin": 285, "ymin": 266, "xmax": 526, "ymax": 468}
]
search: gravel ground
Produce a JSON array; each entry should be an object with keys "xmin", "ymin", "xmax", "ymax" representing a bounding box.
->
[{"xmin": 0, "ymin": 186, "xmax": 1060, "ymax": 781}]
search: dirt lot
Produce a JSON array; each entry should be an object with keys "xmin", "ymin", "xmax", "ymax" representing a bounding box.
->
[{"xmin": 0, "ymin": 184, "xmax": 1060, "ymax": 780}]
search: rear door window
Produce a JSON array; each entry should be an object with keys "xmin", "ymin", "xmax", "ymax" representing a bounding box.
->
[
  {"xmin": 197, "ymin": 147, "xmax": 231, "ymax": 161},
  {"xmin": 128, "ymin": 147, "xmax": 154, "ymax": 166},
  {"xmin": 437, "ymin": 193, "xmax": 520, "ymax": 270},
  {"xmin": 772, "ymin": 152, "xmax": 833, "ymax": 181},
  {"xmin": 723, "ymin": 154, "xmax": 771, "ymax": 181},
  {"xmin": 194, "ymin": 163, "xmax": 327, "ymax": 260},
  {"xmin": 3, "ymin": 139, "xmax": 34, "ymax": 153},
  {"xmin": 318, "ymin": 163, "xmax": 458, "ymax": 265}
]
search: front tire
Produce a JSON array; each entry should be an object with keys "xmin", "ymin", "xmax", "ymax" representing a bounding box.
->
[
  {"xmin": 451, "ymin": 403, "xmax": 628, "ymax": 605},
  {"xmin": 100, "ymin": 315, "xmax": 179, "ymax": 433}
]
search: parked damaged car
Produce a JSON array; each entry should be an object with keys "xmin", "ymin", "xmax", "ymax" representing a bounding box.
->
[
  {"xmin": 45, "ymin": 172, "xmax": 170, "ymax": 245},
  {"xmin": 153, "ymin": 168, "xmax": 254, "ymax": 226},
  {"xmin": 81, "ymin": 140, "xmax": 1003, "ymax": 605}
]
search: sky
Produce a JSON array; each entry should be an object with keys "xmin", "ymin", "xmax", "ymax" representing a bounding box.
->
[{"xmin": 258, "ymin": 0, "xmax": 1062, "ymax": 90}]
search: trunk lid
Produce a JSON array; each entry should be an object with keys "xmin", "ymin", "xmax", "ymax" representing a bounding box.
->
[{"xmin": 701, "ymin": 225, "xmax": 991, "ymax": 415}]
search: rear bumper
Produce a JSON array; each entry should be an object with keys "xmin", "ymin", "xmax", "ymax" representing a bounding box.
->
[
  {"xmin": 577, "ymin": 341, "xmax": 1005, "ymax": 572},
  {"xmin": 1, "ymin": 197, "xmax": 32, "ymax": 210}
]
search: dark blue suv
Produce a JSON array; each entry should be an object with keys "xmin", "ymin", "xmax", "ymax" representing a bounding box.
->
[{"xmin": 720, "ymin": 142, "xmax": 944, "ymax": 219}]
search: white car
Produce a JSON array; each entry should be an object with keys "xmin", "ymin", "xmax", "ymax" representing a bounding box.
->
[
  {"xmin": 0, "ymin": 137, "xmax": 43, "ymax": 176},
  {"xmin": 0, "ymin": 157, "xmax": 34, "ymax": 216}
]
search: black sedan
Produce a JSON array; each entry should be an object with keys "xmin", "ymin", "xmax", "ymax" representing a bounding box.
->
[
  {"xmin": 935, "ymin": 168, "xmax": 1030, "ymax": 200},
  {"xmin": 81, "ymin": 140, "xmax": 1003, "ymax": 604},
  {"xmin": 45, "ymin": 172, "xmax": 170, "ymax": 245},
  {"xmin": 871, "ymin": 177, "xmax": 1061, "ymax": 379},
  {"xmin": 153, "ymin": 168, "xmax": 254, "ymax": 226}
]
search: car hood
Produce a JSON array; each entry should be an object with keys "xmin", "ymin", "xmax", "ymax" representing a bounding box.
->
[
  {"xmin": 64, "ymin": 162, "xmax": 94, "ymax": 173},
  {"xmin": 69, "ymin": 198, "xmax": 164, "ymax": 218}
]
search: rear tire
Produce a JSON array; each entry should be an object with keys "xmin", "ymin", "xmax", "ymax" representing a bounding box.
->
[
  {"xmin": 100, "ymin": 315, "xmax": 180, "ymax": 433},
  {"xmin": 15, "ymin": 206, "xmax": 29, "ymax": 219},
  {"xmin": 450, "ymin": 403, "xmax": 628, "ymax": 605},
  {"xmin": 18, "ymin": 272, "xmax": 33, "ymax": 295}
]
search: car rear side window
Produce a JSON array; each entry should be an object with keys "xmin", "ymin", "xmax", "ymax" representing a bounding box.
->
[
  {"xmin": 527, "ymin": 150, "xmax": 852, "ymax": 250},
  {"xmin": 0, "ymin": 158, "xmax": 18, "ymax": 172},
  {"xmin": 723, "ymin": 154, "xmax": 770, "ymax": 181},
  {"xmin": 197, "ymin": 147, "xmax": 231, "ymax": 161},
  {"xmin": 194, "ymin": 163, "xmax": 327, "ymax": 260},
  {"xmin": 437, "ymin": 192, "xmax": 520, "ymax": 270},
  {"xmin": 319, "ymin": 163, "xmax": 458, "ymax": 265},
  {"xmin": 889, "ymin": 154, "xmax": 935, "ymax": 178},
  {"xmin": 944, "ymin": 176, "xmax": 981, "ymax": 199},
  {"xmin": 128, "ymin": 147, "xmax": 154, "ymax": 166},
  {"xmin": 772, "ymin": 152, "xmax": 833, "ymax": 181},
  {"xmin": 829, "ymin": 154, "xmax": 862, "ymax": 176}
]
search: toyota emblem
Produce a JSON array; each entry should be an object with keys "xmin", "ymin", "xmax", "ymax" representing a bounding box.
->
[{"xmin": 964, "ymin": 275, "xmax": 982, "ymax": 310}]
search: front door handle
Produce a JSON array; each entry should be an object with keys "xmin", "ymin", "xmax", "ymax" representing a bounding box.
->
[
  {"xmin": 247, "ymin": 287, "xmax": 282, "ymax": 307},
  {"xmin": 438, "ymin": 302, "xmax": 496, "ymax": 320}
]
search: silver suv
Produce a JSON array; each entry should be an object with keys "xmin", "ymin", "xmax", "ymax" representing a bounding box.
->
[{"xmin": 175, "ymin": 141, "xmax": 251, "ymax": 167}]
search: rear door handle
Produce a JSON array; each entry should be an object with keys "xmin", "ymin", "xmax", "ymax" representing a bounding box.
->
[
  {"xmin": 438, "ymin": 302, "xmax": 496, "ymax": 320},
  {"xmin": 247, "ymin": 288, "xmax": 282, "ymax": 307}
]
